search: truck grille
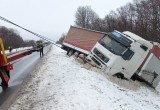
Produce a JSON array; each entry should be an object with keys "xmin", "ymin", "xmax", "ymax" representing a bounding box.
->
[
  {"xmin": 91, "ymin": 57, "xmax": 101, "ymax": 66},
  {"xmin": 93, "ymin": 55, "xmax": 105, "ymax": 65},
  {"xmin": 93, "ymin": 48, "xmax": 109, "ymax": 63}
]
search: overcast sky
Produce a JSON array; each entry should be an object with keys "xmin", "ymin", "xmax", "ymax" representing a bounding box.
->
[{"xmin": 0, "ymin": 0, "xmax": 133, "ymax": 41}]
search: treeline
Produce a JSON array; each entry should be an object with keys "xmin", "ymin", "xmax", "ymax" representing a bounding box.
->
[
  {"xmin": 0, "ymin": 26, "xmax": 35, "ymax": 49},
  {"xmin": 56, "ymin": 33, "xmax": 66, "ymax": 44},
  {"xmin": 75, "ymin": 0, "xmax": 160, "ymax": 42}
]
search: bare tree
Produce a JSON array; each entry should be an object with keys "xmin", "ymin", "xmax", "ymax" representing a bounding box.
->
[
  {"xmin": 56, "ymin": 33, "xmax": 66, "ymax": 44},
  {"xmin": 102, "ymin": 0, "xmax": 160, "ymax": 42},
  {"xmin": 75, "ymin": 6, "xmax": 99, "ymax": 29},
  {"xmin": 73, "ymin": 0, "xmax": 160, "ymax": 42},
  {"xmin": 0, "ymin": 26, "xmax": 26, "ymax": 49},
  {"xmin": 24, "ymin": 40, "xmax": 35, "ymax": 47},
  {"xmin": 103, "ymin": 11, "xmax": 119, "ymax": 32}
]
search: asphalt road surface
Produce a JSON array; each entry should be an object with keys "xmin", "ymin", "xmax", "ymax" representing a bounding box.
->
[{"xmin": 0, "ymin": 45, "xmax": 51, "ymax": 107}]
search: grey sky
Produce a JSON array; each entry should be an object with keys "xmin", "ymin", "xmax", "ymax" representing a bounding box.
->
[{"xmin": 0, "ymin": 0, "xmax": 133, "ymax": 41}]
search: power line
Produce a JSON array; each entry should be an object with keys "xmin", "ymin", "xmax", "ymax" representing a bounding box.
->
[{"xmin": 0, "ymin": 16, "xmax": 61, "ymax": 48}]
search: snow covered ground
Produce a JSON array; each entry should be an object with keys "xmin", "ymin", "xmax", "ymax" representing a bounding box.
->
[
  {"xmin": 8, "ymin": 45, "xmax": 160, "ymax": 110},
  {"xmin": 5, "ymin": 47, "xmax": 32, "ymax": 55}
]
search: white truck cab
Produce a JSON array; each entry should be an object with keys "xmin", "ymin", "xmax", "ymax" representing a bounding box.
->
[{"xmin": 87, "ymin": 30, "xmax": 153, "ymax": 79}]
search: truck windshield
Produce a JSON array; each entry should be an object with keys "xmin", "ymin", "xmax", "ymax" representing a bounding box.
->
[{"xmin": 99, "ymin": 35, "xmax": 127, "ymax": 55}]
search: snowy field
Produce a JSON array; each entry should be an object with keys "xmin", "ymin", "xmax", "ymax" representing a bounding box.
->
[{"xmin": 8, "ymin": 45, "xmax": 160, "ymax": 110}]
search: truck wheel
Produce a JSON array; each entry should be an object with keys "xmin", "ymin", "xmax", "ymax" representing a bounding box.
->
[
  {"xmin": 0, "ymin": 70, "xmax": 10, "ymax": 90},
  {"xmin": 68, "ymin": 49, "xmax": 74, "ymax": 57},
  {"xmin": 6, "ymin": 71, "xmax": 10, "ymax": 78},
  {"xmin": 75, "ymin": 52, "xmax": 80, "ymax": 58},
  {"xmin": 67, "ymin": 48, "xmax": 70, "ymax": 55},
  {"xmin": 1, "ymin": 76, "xmax": 8, "ymax": 90},
  {"xmin": 113, "ymin": 73, "xmax": 124, "ymax": 79}
]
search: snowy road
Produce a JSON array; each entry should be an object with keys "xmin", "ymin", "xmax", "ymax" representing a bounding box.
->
[
  {"xmin": 0, "ymin": 45, "xmax": 51, "ymax": 107},
  {"xmin": 5, "ymin": 45, "xmax": 160, "ymax": 110}
]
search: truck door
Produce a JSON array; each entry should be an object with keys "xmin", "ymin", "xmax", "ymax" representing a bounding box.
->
[{"xmin": 122, "ymin": 49, "xmax": 142, "ymax": 78}]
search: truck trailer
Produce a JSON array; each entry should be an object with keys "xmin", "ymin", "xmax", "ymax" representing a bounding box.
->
[
  {"xmin": 62, "ymin": 26, "xmax": 106, "ymax": 56},
  {"xmin": 87, "ymin": 30, "xmax": 160, "ymax": 88}
]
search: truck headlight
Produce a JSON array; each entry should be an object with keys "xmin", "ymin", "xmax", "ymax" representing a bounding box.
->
[{"xmin": 102, "ymin": 66, "xmax": 108, "ymax": 71}]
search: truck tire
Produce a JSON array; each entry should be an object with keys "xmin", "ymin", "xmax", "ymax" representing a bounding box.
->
[
  {"xmin": 75, "ymin": 52, "xmax": 80, "ymax": 58},
  {"xmin": 113, "ymin": 73, "xmax": 124, "ymax": 79},
  {"xmin": 66, "ymin": 48, "xmax": 70, "ymax": 55},
  {"xmin": 0, "ymin": 70, "xmax": 10, "ymax": 90},
  {"xmin": 6, "ymin": 71, "xmax": 10, "ymax": 78},
  {"xmin": 1, "ymin": 75, "xmax": 8, "ymax": 90},
  {"xmin": 68, "ymin": 49, "xmax": 74, "ymax": 57}
]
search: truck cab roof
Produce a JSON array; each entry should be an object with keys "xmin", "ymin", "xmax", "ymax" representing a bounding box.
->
[{"xmin": 123, "ymin": 31, "xmax": 153, "ymax": 49}]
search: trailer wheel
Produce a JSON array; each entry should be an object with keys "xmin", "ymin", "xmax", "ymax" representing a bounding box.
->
[
  {"xmin": 68, "ymin": 49, "xmax": 74, "ymax": 57},
  {"xmin": 67, "ymin": 48, "xmax": 70, "ymax": 55},
  {"xmin": 75, "ymin": 52, "xmax": 80, "ymax": 58},
  {"xmin": 113, "ymin": 73, "xmax": 124, "ymax": 79}
]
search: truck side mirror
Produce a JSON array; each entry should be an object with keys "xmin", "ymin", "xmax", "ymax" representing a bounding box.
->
[{"xmin": 122, "ymin": 49, "xmax": 134, "ymax": 60}]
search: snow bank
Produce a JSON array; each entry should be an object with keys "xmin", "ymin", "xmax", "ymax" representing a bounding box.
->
[
  {"xmin": 156, "ymin": 83, "xmax": 160, "ymax": 92},
  {"xmin": 9, "ymin": 45, "xmax": 160, "ymax": 110},
  {"xmin": 5, "ymin": 47, "xmax": 32, "ymax": 55}
]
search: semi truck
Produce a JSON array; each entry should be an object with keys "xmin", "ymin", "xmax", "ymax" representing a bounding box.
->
[
  {"xmin": 62, "ymin": 26, "xmax": 106, "ymax": 56},
  {"xmin": 63, "ymin": 26, "xmax": 160, "ymax": 88},
  {"xmin": 87, "ymin": 30, "xmax": 160, "ymax": 88}
]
